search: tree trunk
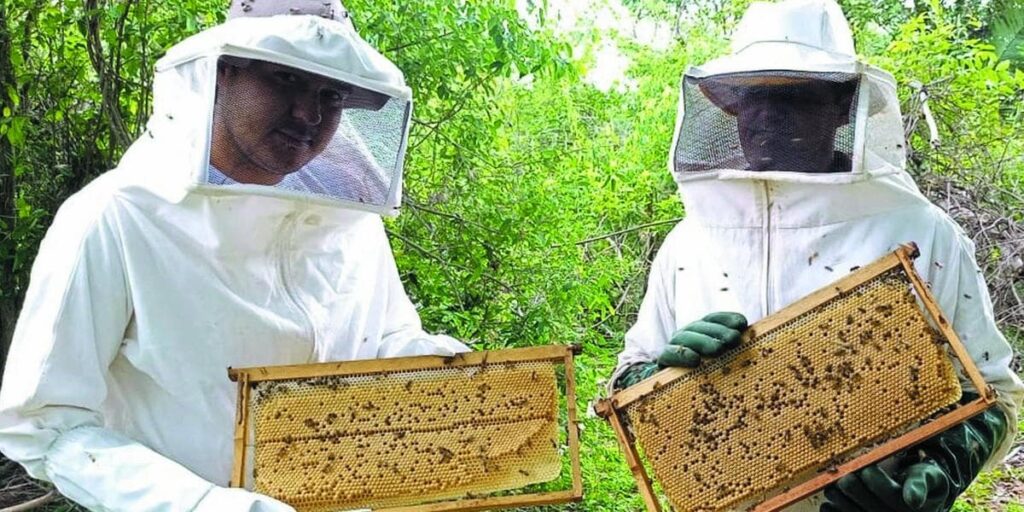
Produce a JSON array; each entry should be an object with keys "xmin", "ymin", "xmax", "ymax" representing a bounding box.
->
[
  {"xmin": 0, "ymin": 302, "xmax": 16, "ymax": 372},
  {"xmin": 0, "ymin": 1, "xmax": 19, "ymax": 367}
]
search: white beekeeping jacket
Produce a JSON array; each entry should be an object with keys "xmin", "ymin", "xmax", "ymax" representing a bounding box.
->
[
  {"xmin": 0, "ymin": 13, "xmax": 467, "ymax": 512},
  {"xmin": 612, "ymin": 1, "xmax": 1023, "ymax": 510}
]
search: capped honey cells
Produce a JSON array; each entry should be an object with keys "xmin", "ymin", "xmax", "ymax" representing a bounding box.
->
[
  {"xmin": 624, "ymin": 266, "xmax": 961, "ymax": 512},
  {"xmin": 246, "ymin": 361, "xmax": 562, "ymax": 511}
]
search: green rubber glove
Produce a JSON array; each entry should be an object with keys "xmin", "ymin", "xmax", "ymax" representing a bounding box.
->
[
  {"xmin": 614, "ymin": 362, "xmax": 660, "ymax": 390},
  {"xmin": 820, "ymin": 401, "xmax": 1010, "ymax": 512},
  {"xmin": 657, "ymin": 312, "xmax": 747, "ymax": 368},
  {"xmin": 614, "ymin": 312, "xmax": 748, "ymax": 390}
]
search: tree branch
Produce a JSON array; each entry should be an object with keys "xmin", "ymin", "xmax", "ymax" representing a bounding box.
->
[
  {"xmin": 83, "ymin": 0, "xmax": 132, "ymax": 152},
  {"xmin": 403, "ymin": 197, "xmax": 499, "ymax": 235},
  {"xmin": 385, "ymin": 29, "xmax": 456, "ymax": 53},
  {"xmin": 559, "ymin": 217, "xmax": 684, "ymax": 248},
  {"xmin": 388, "ymin": 230, "xmax": 517, "ymax": 294}
]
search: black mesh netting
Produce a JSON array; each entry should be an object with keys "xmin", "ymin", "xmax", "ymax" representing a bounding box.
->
[
  {"xmin": 675, "ymin": 71, "xmax": 861, "ymax": 174},
  {"xmin": 208, "ymin": 56, "xmax": 408, "ymax": 207}
]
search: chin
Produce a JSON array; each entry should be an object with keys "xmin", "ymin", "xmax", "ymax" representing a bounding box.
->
[
  {"xmin": 745, "ymin": 149, "xmax": 828, "ymax": 172},
  {"xmin": 255, "ymin": 153, "xmax": 310, "ymax": 177}
]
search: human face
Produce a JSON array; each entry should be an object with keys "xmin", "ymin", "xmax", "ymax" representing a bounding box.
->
[
  {"xmin": 733, "ymin": 82, "xmax": 853, "ymax": 172},
  {"xmin": 211, "ymin": 60, "xmax": 350, "ymax": 185}
]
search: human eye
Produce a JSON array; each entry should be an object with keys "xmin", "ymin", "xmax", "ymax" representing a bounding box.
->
[
  {"xmin": 321, "ymin": 84, "xmax": 353, "ymax": 107},
  {"xmin": 322, "ymin": 89, "xmax": 345, "ymax": 105},
  {"xmin": 273, "ymin": 71, "xmax": 301, "ymax": 85}
]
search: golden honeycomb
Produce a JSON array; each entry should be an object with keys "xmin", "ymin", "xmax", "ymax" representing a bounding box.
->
[
  {"xmin": 248, "ymin": 361, "xmax": 561, "ymax": 511},
  {"xmin": 624, "ymin": 267, "xmax": 962, "ymax": 512}
]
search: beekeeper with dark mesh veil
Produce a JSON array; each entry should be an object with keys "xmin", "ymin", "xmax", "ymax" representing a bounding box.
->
[
  {"xmin": 0, "ymin": 1, "xmax": 468, "ymax": 510},
  {"xmin": 610, "ymin": 1, "xmax": 1022, "ymax": 511}
]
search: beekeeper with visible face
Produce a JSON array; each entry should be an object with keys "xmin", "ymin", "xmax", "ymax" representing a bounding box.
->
[
  {"xmin": 610, "ymin": 1, "xmax": 1022, "ymax": 511},
  {"xmin": 0, "ymin": 1, "xmax": 468, "ymax": 510}
]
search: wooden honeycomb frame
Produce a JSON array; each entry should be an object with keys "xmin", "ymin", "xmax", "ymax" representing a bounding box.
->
[
  {"xmin": 595, "ymin": 243, "xmax": 997, "ymax": 512},
  {"xmin": 228, "ymin": 345, "xmax": 583, "ymax": 512}
]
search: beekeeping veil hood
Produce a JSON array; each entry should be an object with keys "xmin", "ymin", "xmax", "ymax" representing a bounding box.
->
[
  {"xmin": 669, "ymin": 0, "xmax": 907, "ymax": 185},
  {"xmin": 119, "ymin": 0, "xmax": 411, "ymax": 215}
]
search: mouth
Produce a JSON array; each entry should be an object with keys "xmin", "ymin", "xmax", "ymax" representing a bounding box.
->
[
  {"xmin": 751, "ymin": 132, "xmax": 807, "ymax": 149},
  {"xmin": 273, "ymin": 129, "xmax": 314, "ymax": 147}
]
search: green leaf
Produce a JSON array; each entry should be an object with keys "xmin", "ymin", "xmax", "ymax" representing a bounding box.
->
[
  {"xmin": 5, "ymin": 117, "xmax": 25, "ymax": 146},
  {"xmin": 990, "ymin": 0, "xmax": 1024, "ymax": 64},
  {"xmin": 15, "ymin": 196, "xmax": 31, "ymax": 218},
  {"xmin": 5, "ymin": 85, "xmax": 18, "ymax": 108}
]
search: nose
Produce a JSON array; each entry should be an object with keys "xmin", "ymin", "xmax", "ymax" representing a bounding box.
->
[
  {"xmin": 741, "ymin": 102, "xmax": 795, "ymax": 137},
  {"xmin": 290, "ymin": 91, "xmax": 322, "ymax": 126},
  {"xmin": 758, "ymin": 103, "xmax": 787, "ymax": 126}
]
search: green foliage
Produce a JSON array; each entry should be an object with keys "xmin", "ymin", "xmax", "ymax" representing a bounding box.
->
[
  {"xmin": 988, "ymin": 0, "xmax": 1024, "ymax": 65},
  {"xmin": 0, "ymin": 0, "xmax": 1021, "ymax": 511},
  {"xmin": 0, "ymin": 0, "xmax": 225, "ymax": 352},
  {"xmin": 873, "ymin": 3, "xmax": 1024, "ymax": 192}
]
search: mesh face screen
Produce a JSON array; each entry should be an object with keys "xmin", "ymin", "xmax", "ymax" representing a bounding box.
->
[
  {"xmin": 624, "ymin": 266, "xmax": 961, "ymax": 512},
  {"xmin": 209, "ymin": 57, "xmax": 407, "ymax": 207},
  {"xmin": 247, "ymin": 361, "xmax": 562, "ymax": 510},
  {"xmin": 674, "ymin": 71, "xmax": 860, "ymax": 174}
]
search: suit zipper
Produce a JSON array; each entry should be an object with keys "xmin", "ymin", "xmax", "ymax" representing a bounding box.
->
[{"xmin": 276, "ymin": 212, "xmax": 317, "ymax": 359}]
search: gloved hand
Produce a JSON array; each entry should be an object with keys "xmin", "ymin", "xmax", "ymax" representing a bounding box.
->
[
  {"xmin": 614, "ymin": 312, "xmax": 748, "ymax": 390},
  {"xmin": 658, "ymin": 312, "xmax": 747, "ymax": 367},
  {"xmin": 821, "ymin": 402, "xmax": 1009, "ymax": 512},
  {"xmin": 615, "ymin": 361, "xmax": 661, "ymax": 389}
]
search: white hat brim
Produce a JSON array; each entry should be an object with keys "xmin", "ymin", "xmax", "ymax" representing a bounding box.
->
[{"xmin": 687, "ymin": 42, "xmax": 888, "ymax": 116}]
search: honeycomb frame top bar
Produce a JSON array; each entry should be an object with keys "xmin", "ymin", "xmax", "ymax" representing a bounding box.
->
[{"xmin": 228, "ymin": 344, "xmax": 580, "ymax": 383}]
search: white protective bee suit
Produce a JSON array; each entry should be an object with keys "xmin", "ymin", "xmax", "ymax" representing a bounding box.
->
[
  {"xmin": 0, "ymin": 3, "xmax": 468, "ymax": 511},
  {"xmin": 611, "ymin": 1, "xmax": 1023, "ymax": 510}
]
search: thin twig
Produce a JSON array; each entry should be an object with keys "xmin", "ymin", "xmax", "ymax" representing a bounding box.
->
[
  {"xmin": 388, "ymin": 230, "xmax": 516, "ymax": 294},
  {"xmin": 385, "ymin": 29, "xmax": 456, "ymax": 53},
  {"xmin": 403, "ymin": 198, "xmax": 498, "ymax": 235},
  {"xmin": 561, "ymin": 217, "xmax": 684, "ymax": 248},
  {"xmin": 0, "ymin": 490, "xmax": 58, "ymax": 512},
  {"xmin": 408, "ymin": 69, "xmax": 494, "ymax": 145}
]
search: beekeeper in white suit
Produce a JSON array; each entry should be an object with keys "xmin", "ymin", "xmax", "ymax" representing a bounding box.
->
[
  {"xmin": 611, "ymin": 1, "xmax": 1023, "ymax": 511},
  {"xmin": 0, "ymin": 1, "xmax": 468, "ymax": 510}
]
